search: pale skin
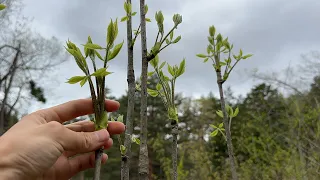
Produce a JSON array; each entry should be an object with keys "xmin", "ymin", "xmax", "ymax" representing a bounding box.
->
[{"xmin": 0, "ymin": 98, "xmax": 125, "ymax": 180}]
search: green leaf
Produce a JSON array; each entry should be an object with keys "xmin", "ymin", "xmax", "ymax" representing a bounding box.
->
[
  {"xmin": 145, "ymin": 18, "xmax": 151, "ymax": 22},
  {"xmin": 108, "ymin": 41, "xmax": 124, "ymax": 61},
  {"xmin": 242, "ymin": 54, "xmax": 253, "ymax": 59},
  {"xmin": 66, "ymin": 76, "xmax": 86, "ymax": 84},
  {"xmin": 167, "ymin": 64, "xmax": 175, "ymax": 77},
  {"xmin": 219, "ymin": 61, "xmax": 227, "ymax": 66},
  {"xmin": 147, "ymin": 88, "xmax": 159, "ymax": 97},
  {"xmin": 218, "ymin": 123, "xmax": 224, "ymax": 128},
  {"xmin": 159, "ymin": 61, "xmax": 166, "ymax": 69},
  {"xmin": 170, "ymin": 31, "xmax": 174, "ymax": 40},
  {"xmin": 83, "ymin": 43, "xmax": 104, "ymax": 50},
  {"xmin": 91, "ymin": 68, "xmax": 112, "ymax": 77},
  {"xmin": 156, "ymin": 83, "xmax": 162, "ymax": 91},
  {"xmin": 239, "ymin": 49, "xmax": 243, "ymax": 57},
  {"xmin": 216, "ymin": 110, "xmax": 223, "ymax": 118},
  {"xmin": 210, "ymin": 130, "xmax": 218, "ymax": 137},
  {"xmin": 148, "ymin": 71, "xmax": 155, "ymax": 77},
  {"xmin": 117, "ymin": 115, "xmax": 124, "ymax": 122},
  {"xmin": 0, "ymin": 4, "xmax": 6, "ymax": 10},
  {"xmin": 203, "ymin": 58, "xmax": 209, "ymax": 63},
  {"xmin": 196, "ymin": 54, "xmax": 207, "ymax": 58},
  {"xmin": 107, "ymin": 19, "xmax": 115, "ymax": 46},
  {"xmin": 121, "ymin": 16, "xmax": 128, "ymax": 22},
  {"xmin": 176, "ymin": 59, "xmax": 186, "ymax": 77},
  {"xmin": 210, "ymin": 124, "xmax": 217, "ymax": 129},
  {"xmin": 233, "ymin": 107, "xmax": 239, "ymax": 117},
  {"xmin": 226, "ymin": 104, "xmax": 233, "ymax": 117},
  {"xmin": 110, "ymin": 116, "xmax": 115, "ymax": 121},
  {"xmin": 165, "ymin": 39, "xmax": 170, "ymax": 45},
  {"xmin": 216, "ymin": 33, "xmax": 223, "ymax": 42},
  {"xmin": 131, "ymin": 137, "xmax": 140, "ymax": 145},
  {"xmin": 80, "ymin": 76, "xmax": 88, "ymax": 87},
  {"xmin": 172, "ymin": 35, "xmax": 181, "ymax": 43},
  {"xmin": 95, "ymin": 50, "xmax": 104, "ymax": 61},
  {"xmin": 149, "ymin": 55, "xmax": 159, "ymax": 67},
  {"xmin": 209, "ymin": 25, "xmax": 216, "ymax": 37},
  {"xmin": 172, "ymin": 14, "xmax": 182, "ymax": 26},
  {"xmin": 131, "ymin": 12, "xmax": 137, "ymax": 16},
  {"xmin": 144, "ymin": 5, "xmax": 149, "ymax": 14},
  {"xmin": 155, "ymin": 11, "xmax": 164, "ymax": 24},
  {"xmin": 124, "ymin": 2, "xmax": 131, "ymax": 14},
  {"xmin": 120, "ymin": 145, "xmax": 126, "ymax": 155},
  {"xmin": 135, "ymin": 83, "xmax": 141, "ymax": 91}
]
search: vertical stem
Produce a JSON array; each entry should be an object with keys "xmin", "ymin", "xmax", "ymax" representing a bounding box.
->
[
  {"xmin": 122, "ymin": 0, "xmax": 135, "ymax": 179},
  {"xmin": 171, "ymin": 119, "xmax": 178, "ymax": 180},
  {"xmin": 138, "ymin": 0, "xmax": 149, "ymax": 179},
  {"xmin": 93, "ymin": 147, "xmax": 104, "ymax": 180},
  {"xmin": 216, "ymin": 70, "xmax": 238, "ymax": 180}
]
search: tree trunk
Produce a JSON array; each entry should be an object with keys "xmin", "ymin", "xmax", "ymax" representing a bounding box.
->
[
  {"xmin": 138, "ymin": 0, "xmax": 149, "ymax": 179},
  {"xmin": 122, "ymin": 0, "xmax": 135, "ymax": 179},
  {"xmin": 171, "ymin": 120, "xmax": 178, "ymax": 180},
  {"xmin": 216, "ymin": 70, "xmax": 238, "ymax": 180}
]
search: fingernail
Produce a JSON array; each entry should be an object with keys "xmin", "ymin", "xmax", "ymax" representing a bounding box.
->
[{"xmin": 95, "ymin": 129, "xmax": 109, "ymax": 142}]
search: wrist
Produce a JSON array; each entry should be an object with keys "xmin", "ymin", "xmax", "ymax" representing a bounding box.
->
[{"xmin": 0, "ymin": 139, "xmax": 20, "ymax": 180}]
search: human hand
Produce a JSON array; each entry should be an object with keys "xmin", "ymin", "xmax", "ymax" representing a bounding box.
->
[{"xmin": 0, "ymin": 98, "xmax": 125, "ymax": 180}]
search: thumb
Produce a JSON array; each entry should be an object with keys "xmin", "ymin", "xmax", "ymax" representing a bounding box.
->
[{"xmin": 57, "ymin": 127, "xmax": 110, "ymax": 153}]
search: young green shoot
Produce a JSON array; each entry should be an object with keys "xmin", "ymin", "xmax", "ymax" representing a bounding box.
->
[
  {"xmin": 196, "ymin": 25, "xmax": 253, "ymax": 180},
  {"xmin": 65, "ymin": 19, "xmax": 124, "ymax": 180}
]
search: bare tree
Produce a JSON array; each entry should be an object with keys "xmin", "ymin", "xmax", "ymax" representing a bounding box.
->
[{"xmin": 0, "ymin": 0, "xmax": 67, "ymax": 134}]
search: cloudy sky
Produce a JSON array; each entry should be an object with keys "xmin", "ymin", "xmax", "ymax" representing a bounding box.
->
[{"xmin": 18, "ymin": 0, "xmax": 320, "ymax": 112}]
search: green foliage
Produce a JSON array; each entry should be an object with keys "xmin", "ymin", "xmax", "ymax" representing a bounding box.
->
[
  {"xmin": 196, "ymin": 25, "xmax": 253, "ymax": 82},
  {"xmin": 0, "ymin": 4, "xmax": 6, "ymax": 11}
]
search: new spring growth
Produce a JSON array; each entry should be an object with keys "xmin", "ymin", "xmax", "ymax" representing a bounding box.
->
[
  {"xmin": 196, "ymin": 25, "xmax": 253, "ymax": 83},
  {"xmin": 0, "ymin": 4, "xmax": 6, "ymax": 11},
  {"xmin": 109, "ymin": 114, "xmax": 140, "ymax": 156},
  {"xmin": 65, "ymin": 18, "xmax": 124, "ymax": 130},
  {"xmin": 212, "ymin": 105, "xmax": 239, "ymax": 140},
  {"xmin": 142, "ymin": 55, "xmax": 186, "ymax": 122}
]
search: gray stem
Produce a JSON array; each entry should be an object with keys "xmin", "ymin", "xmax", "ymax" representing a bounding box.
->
[{"xmin": 171, "ymin": 119, "xmax": 178, "ymax": 180}]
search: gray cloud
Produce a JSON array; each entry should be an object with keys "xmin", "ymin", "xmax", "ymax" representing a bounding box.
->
[{"xmin": 22, "ymin": 0, "xmax": 320, "ymax": 111}]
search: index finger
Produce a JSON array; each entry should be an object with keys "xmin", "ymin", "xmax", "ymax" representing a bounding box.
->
[{"xmin": 34, "ymin": 98, "xmax": 120, "ymax": 123}]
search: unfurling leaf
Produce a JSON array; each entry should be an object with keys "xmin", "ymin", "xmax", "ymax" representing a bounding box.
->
[
  {"xmin": 148, "ymin": 71, "xmax": 155, "ymax": 77},
  {"xmin": 172, "ymin": 35, "xmax": 181, "ymax": 43},
  {"xmin": 131, "ymin": 137, "xmax": 140, "ymax": 145},
  {"xmin": 165, "ymin": 39, "xmax": 171, "ymax": 45},
  {"xmin": 159, "ymin": 61, "xmax": 166, "ymax": 69},
  {"xmin": 83, "ymin": 43, "xmax": 104, "ymax": 50},
  {"xmin": 91, "ymin": 68, "xmax": 112, "ymax": 77},
  {"xmin": 147, "ymin": 88, "xmax": 159, "ymax": 97},
  {"xmin": 145, "ymin": 18, "xmax": 151, "ymax": 22},
  {"xmin": 108, "ymin": 41, "xmax": 124, "ymax": 61},
  {"xmin": 117, "ymin": 115, "xmax": 124, "ymax": 122},
  {"xmin": 196, "ymin": 54, "xmax": 207, "ymax": 58},
  {"xmin": 131, "ymin": 12, "xmax": 137, "ymax": 16},
  {"xmin": 170, "ymin": 31, "xmax": 174, "ymax": 40},
  {"xmin": 80, "ymin": 76, "xmax": 88, "ymax": 87},
  {"xmin": 66, "ymin": 76, "xmax": 86, "ymax": 84},
  {"xmin": 155, "ymin": 11, "xmax": 164, "ymax": 25},
  {"xmin": 120, "ymin": 145, "xmax": 126, "ymax": 155},
  {"xmin": 95, "ymin": 50, "xmax": 104, "ymax": 61},
  {"xmin": 216, "ymin": 110, "xmax": 223, "ymax": 118},
  {"xmin": 242, "ymin": 54, "xmax": 253, "ymax": 59},
  {"xmin": 226, "ymin": 104, "xmax": 233, "ymax": 117},
  {"xmin": 107, "ymin": 19, "xmax": 115, "ymax": 46},
  {"xmin": 149, "ymin": 55, "xmax": 159, "ymax": 68},
  {"xmin": 176, "ymin": 59, "xmax": 186, "ymax": 77},
  {"xmin": 121, "ymin": 16, "xmax": 128, "ymax": 22},
  {"xmin": 172, "ymin": 14, "xmax": 182, "ymax": 26},
  {"xmin": 0, "ymin": 4, "xmax": 6, "ymax": 10},
  {"xmin": 144, "ymin": 4, "xmax": 149, "ymax": 14},
  {"xmin": 239, "ymin": 49, "xmax": 243, "ymax": 57},
  {"xmin": 232, "ymin": 107, "xmax": 239, "ymax": 117},
  {"xmin": 156, "ymin": 83, "xmax": 162, "ymax": 91},
  {"xmin": 210, "ymin": 130, "xmax": 218, "ymax": 137},
  {"xmin": 216, "ymin": 33, "xmax": 223, "ymax": 42},
  {"xmin": 209, "ymin": 25, "xmax": 216, "ymax": 37},
  {"xmin": 124, "ymin": 2, "xmax": 131, "ymax": 14},
  {"xmin": 167, "ymin": 64, "xmax": 175, "ymax": 77},
  {"xmin": 218, "ymin": 122, "xmax": 224, "ymax": 128},
  {"xmin": 203, "ymin": 58, "xmax": 209, "ymax": 63}
]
